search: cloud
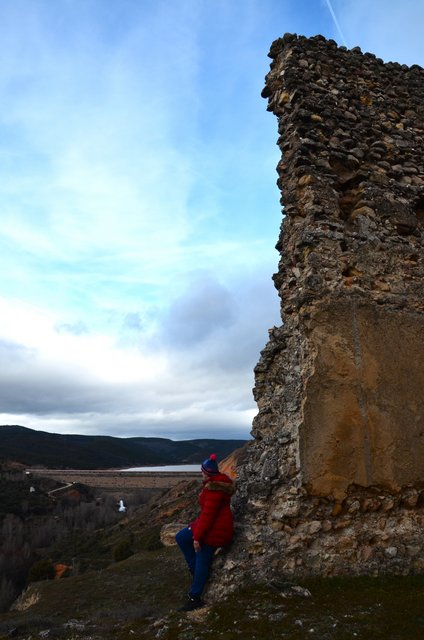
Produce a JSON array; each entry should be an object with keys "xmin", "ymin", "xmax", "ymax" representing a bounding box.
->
[
  {"xmin": 0, "ymin": 261, "xmax": 280, "ymax": 440},
  {"xmin": 0, "ymin": 0, "xmax": 303, "ymax": 440},
  {"xmin": 162, "ymin": 274, "xmax": 235, "ymax": 347},
  {"xmin": 0, "ymin": 0, "xmax": 282, "ymax": 321},
  {"xmin": 55, "ymin": 321, "xmax": 89, "ymax": 336},
  {"xmin": 122, "ymin": 313, "xmax": 143, "ymax": 333}
]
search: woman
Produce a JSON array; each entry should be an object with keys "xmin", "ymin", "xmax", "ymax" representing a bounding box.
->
[{"xmin": 176, "ymin": 454, "xmax": 234, "ymax": 611}]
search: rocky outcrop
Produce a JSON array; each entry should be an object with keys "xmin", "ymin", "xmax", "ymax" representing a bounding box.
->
[
  {"xmin": 219, "ymin": 444, "xmax": 249, "ymax": 479},
  {"xmin": 211, "ymin": 34, "xmax": 424, "ymax": 596}
]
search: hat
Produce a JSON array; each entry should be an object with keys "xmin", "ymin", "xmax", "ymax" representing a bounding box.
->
[{"xmin": 201, "ymin": 453, "xmax": 219, "ymax": 476}]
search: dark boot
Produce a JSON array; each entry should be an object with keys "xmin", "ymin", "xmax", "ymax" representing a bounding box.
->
[{"xmin": 179, "ymin": 593, "xmax": 205, "ymax": 611}]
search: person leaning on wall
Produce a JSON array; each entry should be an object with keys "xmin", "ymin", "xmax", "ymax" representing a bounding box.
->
[{"xmin": 175, "ymin": 454, "xmax": 235, "ymax": 611}]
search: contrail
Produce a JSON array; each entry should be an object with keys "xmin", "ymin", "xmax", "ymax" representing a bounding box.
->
[{"xmin": 324, "ymin": 0, "xmax": 348, "ymax": 48}]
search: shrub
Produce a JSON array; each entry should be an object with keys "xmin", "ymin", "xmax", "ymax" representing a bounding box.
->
[
  {"xmin": 28, "ymin": 559, "xmax": 55, "ymax": 583},
  {"xmin": 113, "ymin": 540, "xmax": 133, "ymax": 562},
  {"xmin": 140, "ymin": 526, "xmax": 163, "ymax": 551}
]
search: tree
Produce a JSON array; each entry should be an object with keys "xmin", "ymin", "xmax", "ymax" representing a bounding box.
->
[
  {"xmin": 28, "ymin": 559, "xmax": 55, "ymax": 582},
  {"xmin": 113, "ymin": 540, "xmax": 134, "ymax": 562}
]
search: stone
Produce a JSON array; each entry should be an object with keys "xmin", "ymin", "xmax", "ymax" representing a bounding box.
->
[
  {"xmin": 337, "ymin": 536, "xmax": 357, "ymax": 549},
  {"xmin": 262, "ymin": 457, "xmax": 279, "ymax": 480},
  {"xmin": 406, "ymin": 545, "xmax": 421, "ymax": 557},
  {"xmin": 347, "ymin": 501, "xmax": 361, "ymax": 514},
  {"xmin": 291, "ymin": 585, "xmax": 312, "ymax": 597},
  {"xmin": 333, "ymin": 518, "xmax": 352, "ymax": 531},
  {"xmin": 271, "ymin": 499, "xmax": 300, "ymax": 519},
  {"xmin": 209, "ymin": 33, "xmax": 424, "ymax": 597},
  {"xmin": 332, "ymin": 504, "xmax": 342, "ymax": 517},
  {"xmin": 361, "ymin": 545, "xmax": 373, "ymax": 561},
  {"xmin": 361, "ymin": 499, "xmax": 381, "ymax": 513},
  {"xmin": 11, "ymin": 587, "xmax": 41, "ymax": 611},
  {"xmin": 351, "ymin": 206, "xmax": 375, "ymax": 218},
  {"xmin": 307, "ymin": 521, "xmax": 321, "ymax": 534},
  {"xmin": 402, "ymin": 490, "xmax": 419, "ymax": 508},
  {"xmin": 160, "ymin": 523, "xmax": 186, "ymax": 547}
]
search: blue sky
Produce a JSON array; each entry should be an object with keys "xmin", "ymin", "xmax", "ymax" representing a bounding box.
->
[{"xmin": 0, "ymin": 0, "xmax": 423, "ymax": 440}]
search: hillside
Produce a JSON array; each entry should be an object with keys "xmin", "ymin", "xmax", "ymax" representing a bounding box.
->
[
  {"xmin": 1, "ymin": 472, "xmax": 424, "ymax": 639},
  {"xmin": 0, "ymin": 425, "xmax": 247, "ymax": 469}
]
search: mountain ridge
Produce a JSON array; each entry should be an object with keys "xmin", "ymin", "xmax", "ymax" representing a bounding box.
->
[{"xmin": 0, "ymin": 425, "xmax": 248, "ymax": 469}]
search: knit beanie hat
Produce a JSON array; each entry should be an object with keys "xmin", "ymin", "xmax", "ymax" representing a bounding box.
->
[{"xmin": 201, "ymin": 453, "xmax": 219, "ymax": 476}]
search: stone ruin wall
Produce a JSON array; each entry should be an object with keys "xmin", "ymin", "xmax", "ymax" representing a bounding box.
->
[{"xmin": 212, "ymin": 34, "xmax": 424, "ymax": 596}]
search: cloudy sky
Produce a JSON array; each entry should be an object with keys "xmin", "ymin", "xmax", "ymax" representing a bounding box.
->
[{"xmin": 1, "ymin": 0, "xmax": 423, "ymax": 441}]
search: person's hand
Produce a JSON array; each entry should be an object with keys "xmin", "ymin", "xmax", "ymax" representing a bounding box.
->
[{"xmin": 193, "ymin": 540, "xmax": 201, "ymax": 552}]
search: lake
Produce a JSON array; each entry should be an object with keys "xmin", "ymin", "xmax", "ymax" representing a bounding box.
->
[{"xmin": 121, "ymin": 464, "xmax": 200, "ymax": 472}]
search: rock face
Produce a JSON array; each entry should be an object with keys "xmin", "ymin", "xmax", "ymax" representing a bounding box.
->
[{"xmin": 211, "ymin": 34, "xmax": 424, "ymax": 596}]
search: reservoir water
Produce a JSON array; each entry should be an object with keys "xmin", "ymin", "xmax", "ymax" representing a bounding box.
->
[{"xmin": 122, "ymin": 464, "xmax": 200, "ymax": 472}]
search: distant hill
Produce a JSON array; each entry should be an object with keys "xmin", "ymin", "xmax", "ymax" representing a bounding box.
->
[{"xmin": 0, "ymin": 425, "xmax": 248, "ymax": 469}]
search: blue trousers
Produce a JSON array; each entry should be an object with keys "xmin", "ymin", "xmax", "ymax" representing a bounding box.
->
[{"xmin": 175, "ymin": 527, "xmax": 216, "ymax": 597}]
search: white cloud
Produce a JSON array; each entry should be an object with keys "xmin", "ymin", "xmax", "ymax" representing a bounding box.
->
[
  {"xmin": 0, "ymin": 260, "xmax": 279, "ymax": 439},
  {"xmin": 4, "ymin": 0, "xmax": 420, "ymax": 444}
]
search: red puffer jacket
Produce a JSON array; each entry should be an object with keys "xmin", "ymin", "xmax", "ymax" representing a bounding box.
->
[{"xmin": 190, "ymin": 473, "xmax": 235, "ymax": 547}]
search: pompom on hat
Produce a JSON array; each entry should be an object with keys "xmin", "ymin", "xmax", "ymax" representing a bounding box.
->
[{"xmin": 201, "ymin": 453, "xmax": 219, "ymax": 476}]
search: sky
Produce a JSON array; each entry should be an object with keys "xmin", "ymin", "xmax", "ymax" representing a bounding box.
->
[{"xmin": 0, "ymin": 0, "xmax": 423, "ymax": 441}]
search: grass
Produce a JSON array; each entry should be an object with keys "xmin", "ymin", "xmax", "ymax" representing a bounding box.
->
[
  {"xmin": 152, "ymin": 575, "xmax": 424, "ymax": 640},
  {"xmin": 0, "ymin": 547, "xmax": 188, "ymax": 638},
  {"xmin": 2, "ymin": 479, "xmax": 424, "ymax": 639},
  {"xmin": 2, "ymin": 546, "xmax": 424, "ymax": 639}
]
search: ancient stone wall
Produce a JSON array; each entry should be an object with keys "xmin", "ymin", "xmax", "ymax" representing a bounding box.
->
[{"xmin": 212, "ymin": 34, "xmax": 424, "ymax": 595}]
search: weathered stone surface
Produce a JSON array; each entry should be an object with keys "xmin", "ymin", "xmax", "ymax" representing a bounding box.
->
[
  {"xmin": 11, "ymin": 587, "xmax": 41, "ymax": 611},
  {"xmin": 302, "ymin": 303, "xmax": 424, "ymax": 497},
  {"xmin": 160, "ymin": 523, "xmax": 186, "ymax": 547},
  {"xmin": 210, "ymin": 33, "xmax": 424, "ymax": 598}
]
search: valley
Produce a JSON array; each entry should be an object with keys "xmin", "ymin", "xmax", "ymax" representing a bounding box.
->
[{"xmin": 29, "ymin": 468, "xmax": 201, "ymax": 492}]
